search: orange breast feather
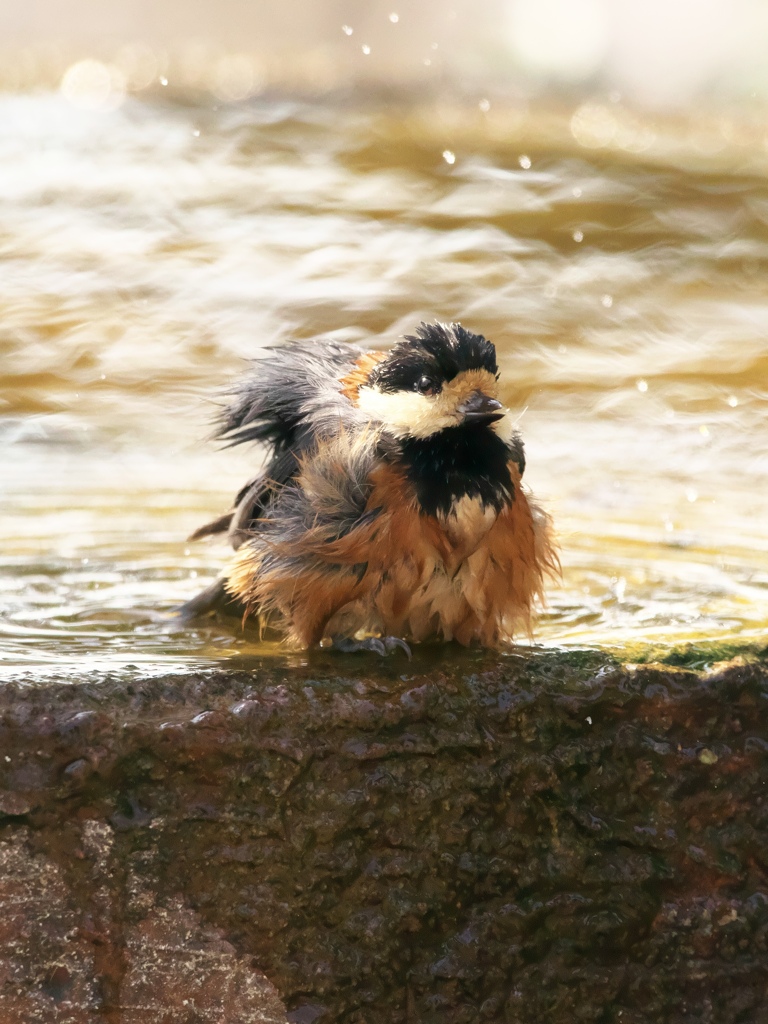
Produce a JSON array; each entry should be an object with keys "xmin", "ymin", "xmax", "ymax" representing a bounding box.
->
[
  {"xmin": 228, "ymin": 457, "xmax": 556, "ymax": 649},
  {"xmin": 360, "ymin": 462, "xmax": 557, "ymax": 646}
]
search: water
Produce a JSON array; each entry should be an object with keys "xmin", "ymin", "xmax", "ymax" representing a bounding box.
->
[{"xmin": 2, "ymin": 90, "xmax": 768, "ymax": 679}]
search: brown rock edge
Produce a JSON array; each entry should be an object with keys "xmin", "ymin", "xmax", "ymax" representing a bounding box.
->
[{"xmin": 1, "ymin": 648, "xmax": 767, "ymax": 1023}]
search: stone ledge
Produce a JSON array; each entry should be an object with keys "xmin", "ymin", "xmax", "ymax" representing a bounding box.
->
[{"xmin": 1, "ymin": 650, "xmax": 767, "ymax": 1023}]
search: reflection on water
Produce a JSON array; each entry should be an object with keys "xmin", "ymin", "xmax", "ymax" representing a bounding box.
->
[{"xmin": 2, "ymin": 92, "xmax": 768, "ymax": 680}]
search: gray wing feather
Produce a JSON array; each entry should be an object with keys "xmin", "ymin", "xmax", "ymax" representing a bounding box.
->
[
  {"xmin": 216, "ymin": 340, "xmax": 367, "ymax": 451},
  {"xmin": 180, "ymin": 340, "xmax": 369, "ymax": 621},
  {"xmin": 194, "ymin": 339, "xmax": 369, "ymax": 547}
]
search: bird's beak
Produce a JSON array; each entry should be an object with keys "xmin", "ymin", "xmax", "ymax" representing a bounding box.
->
[{"xmin": 459, "ymin": 390, "xmax": 505, "ymax": 424}]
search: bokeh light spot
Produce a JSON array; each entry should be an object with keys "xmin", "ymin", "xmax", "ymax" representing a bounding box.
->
[
  {"xmin": 211, "ymin": 54, "xmax": 261, "ymax": 102},
  {"xmin": 507, "ymin": 0, "xmax": 608, "ymax": 81},
  {"xmin": 60, "ymin": 59, "xmax": 126, "ymax": 111}
]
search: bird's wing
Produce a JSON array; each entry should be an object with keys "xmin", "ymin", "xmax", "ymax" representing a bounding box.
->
[
  {"xmin": 216, "ymin": 340, "xmax": 369, "ymax": 451},
  {"xmin": 180, "ymin": 340, "xmax": 373, "ymax": 622},
  {"xmin": 188, "ymin": 339, "xmax": 370, "ymax": 547},
  {"xmin": 224, "ymin": 426, "xmax": 384, "ymax": 643},
  {"xmin": 187, "ymin": 447, "xmax": 299, "ymax": 549}
]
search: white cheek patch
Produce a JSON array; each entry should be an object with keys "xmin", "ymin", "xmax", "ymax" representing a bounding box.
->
[
  {"xmin": 356, "ymin": 386, "xmax": 458, "ymax": 438},
  {"xmin": 357, "ymin": 369, "xmax": 508, "ymax": 439}
]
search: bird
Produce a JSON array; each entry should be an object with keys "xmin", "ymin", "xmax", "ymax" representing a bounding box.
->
[{"xmin": 180, "ymin": 321, "xmax": 558, "ymax": 655}]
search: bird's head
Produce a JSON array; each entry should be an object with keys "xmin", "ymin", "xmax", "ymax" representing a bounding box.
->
[{"xmin": 356, "ymin": 322, "xmax": 509, "ymax": 439}]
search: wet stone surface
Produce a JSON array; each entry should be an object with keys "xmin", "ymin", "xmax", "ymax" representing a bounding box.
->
[{"xmin": 1, "ymin": 648, "xmax": 767, "ymax": 1023}]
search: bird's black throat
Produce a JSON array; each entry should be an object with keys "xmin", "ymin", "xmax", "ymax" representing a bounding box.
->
[{"xmin": 394, "ymin": 423, "xmax": 519, "ymax": 517}]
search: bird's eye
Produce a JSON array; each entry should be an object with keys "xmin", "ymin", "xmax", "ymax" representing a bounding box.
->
[{"xmin": 416, "ymin": 375, "xmax": 438, "ymax": 396}]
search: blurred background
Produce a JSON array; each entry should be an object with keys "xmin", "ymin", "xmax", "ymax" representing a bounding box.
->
[
  {"xmin": 5, "ymin": 0, "xmax": 768, "ymax": 109},
  {"xmin": 3, "ymin": 0, "xmax": 768, "ymax": 108},
  {"xmin": 1, "ymin": 0, "xmax": 768, "ymax": 677}
]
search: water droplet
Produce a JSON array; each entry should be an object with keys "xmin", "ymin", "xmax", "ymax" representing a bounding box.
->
[
  {"xmin": 601, "ymin": 294, "xmax": 613, "ymax": 308},
  {"xmin": 686, "ymin": 488, "xmax": 698, "ymax": 503},
  {"xmin": 572, "ymin": 229, "xmax": 584, "ymax": 242},
  {"xmin": 586, "ymin": 716, "xmax": 593, "ymax": 725},
  {"xmin": 183, "ymin": 548, "xmax": 191, "ymax": 557},
  {"xmin": 192, "ymin": 128, "xmax": 200, "ymax": 137},
  {"xmin": 389, "ymin": 12, "xmax": 399, "ymax": 22},
  {"xmin": 699, "ymin": 424, "xmax": 710, "ymax": 436},
  {"xmin": 190, "ymin": 570, "xmax": 198, "ymax": 579},
  {"xmin": 519, "ymin": 154, "xmax": 531, "ymax": 169},
  {"xmin": 572, "ymin": 186, "xmax": 582, "ymax": 197},
  {"xmin": 727, "ymin": 395, "xmax": 739, "ymax": 407},
  {"xmin": 81, "ymin": 557, "xmax": 89, "ymax": 565},
  {"xmin": 442, "ymin": 149, "xmax": 456, "ymax": 165},
  {"xmin": 361, "ymin": 44, "xmax": 371, "ymax": 55},
  {"xmin": 159, "ymin": 76, "xmax": 168, "ymax": 86},
  {"xmin": 478, "ymin": 98, "xmax": 490, "ymax": 112},
  {"xmin": 342, "ymin": 24, "xmax": 353, "ymax": 35},
  {"xmin": 423, "ymin": 58, "xmax": 432, "ymax": 66},
  {"xmin": 431, "ymin": 42, "xmax": 439, "ymax": 50},
  {"xmin": 636, "ymin": 379, "xmax": 648, "ymax": 392}
]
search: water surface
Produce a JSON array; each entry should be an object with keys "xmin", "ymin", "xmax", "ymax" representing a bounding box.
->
[{"xmin": 2, "ymin": 91, "xmax": 768, "ymax": 679}]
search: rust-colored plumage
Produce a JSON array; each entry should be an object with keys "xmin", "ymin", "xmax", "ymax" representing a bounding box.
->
[
  {"xmin": 339, "ymin": 351, "xmax": 387, "ymax": 402},
  {"xmin": 181, "ymin": 322, "xmax": 558, "ymax": 655}
]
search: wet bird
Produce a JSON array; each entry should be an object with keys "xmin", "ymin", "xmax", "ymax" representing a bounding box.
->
[{"xmin": 180, "ymin": 322, "xmax": 558, "ymax": 655}]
